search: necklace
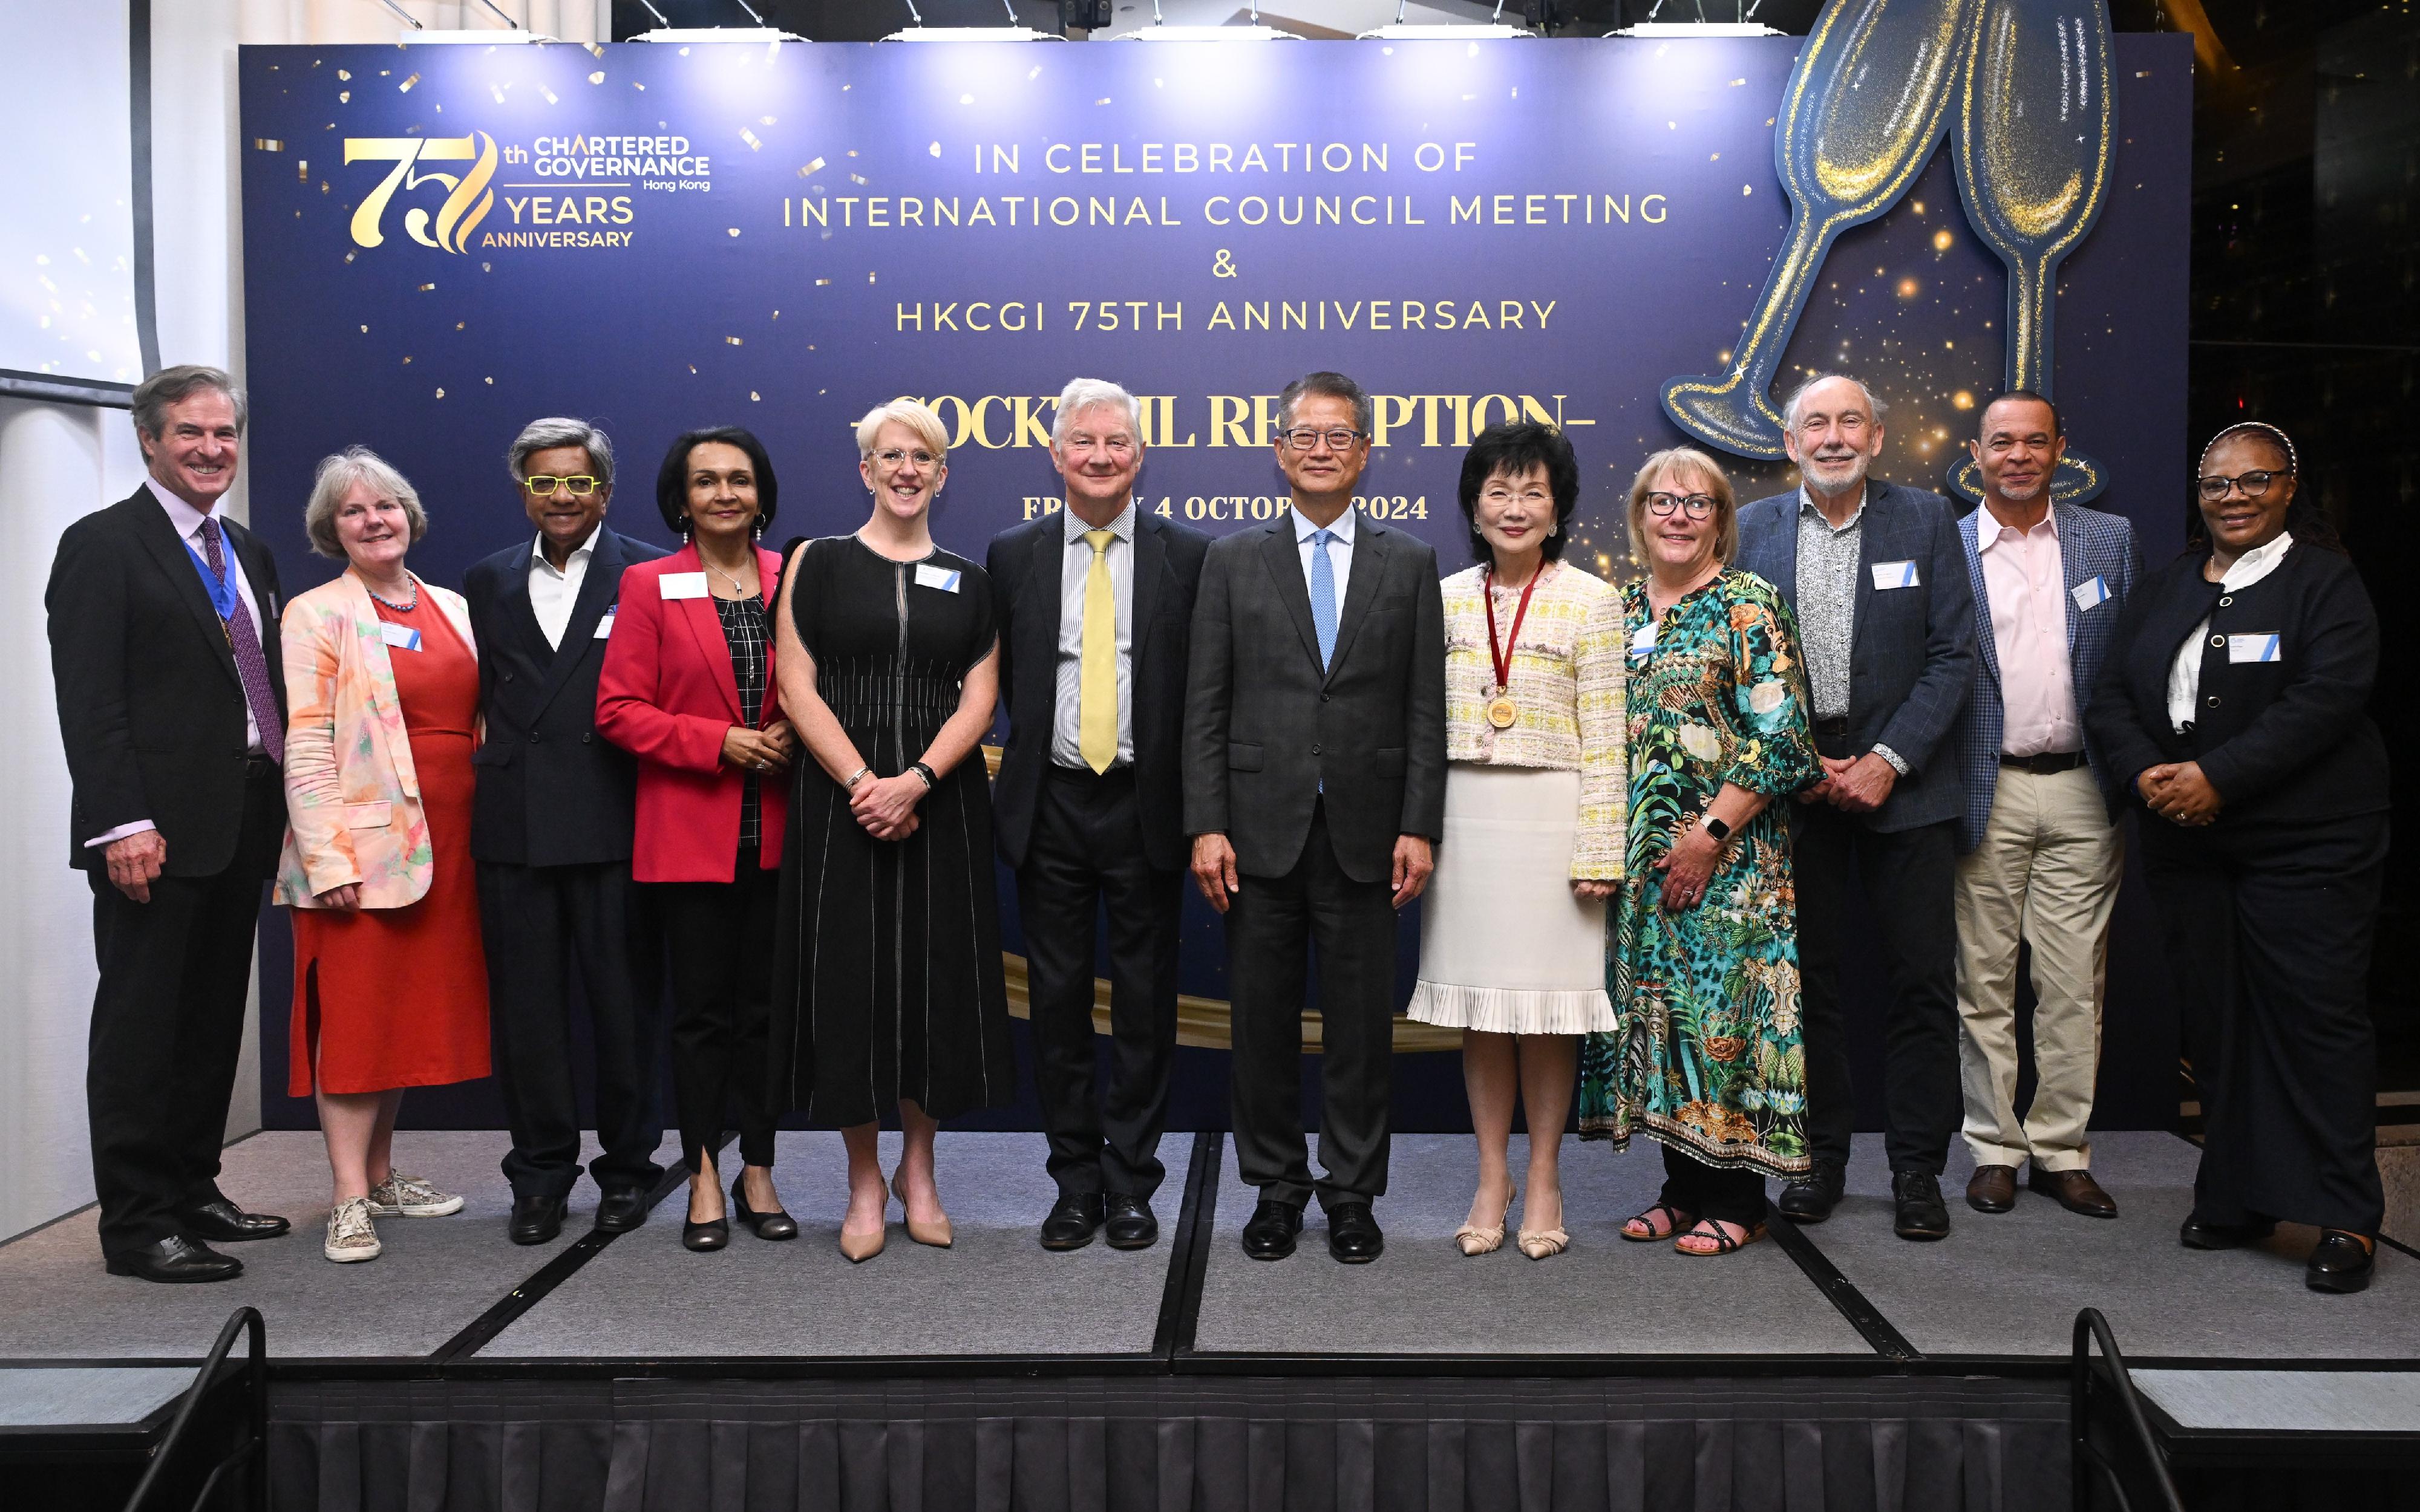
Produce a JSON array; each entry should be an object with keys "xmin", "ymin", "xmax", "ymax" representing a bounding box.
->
[
  {"xmin": 703, "ymin": 557, "xmax": 757, "ymax": 597},
  {"xmin": 365, "ymin": 577, "xmax": 417, "ymax": 611}
]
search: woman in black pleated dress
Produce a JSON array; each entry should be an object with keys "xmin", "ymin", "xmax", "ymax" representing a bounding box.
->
[{"xmin": 769, "ymin": 397, "xmax": 1013, "ymax": 1262}]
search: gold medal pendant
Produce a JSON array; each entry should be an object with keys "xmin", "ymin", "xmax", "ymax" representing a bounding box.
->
[{"xmin": 1486, "ymin": 694, "xmax": 1519, "ymax": 730}]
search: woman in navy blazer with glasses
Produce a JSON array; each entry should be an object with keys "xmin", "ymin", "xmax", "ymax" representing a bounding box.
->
[{"xmin": 597, "ymin": 426, "xmax": 796, "ymax": 1253}]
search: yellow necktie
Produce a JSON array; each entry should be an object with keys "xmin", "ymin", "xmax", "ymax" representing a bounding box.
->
[{"xmin": 1079, "ymin": 528, "xmax": 1117, "ymax": 774}]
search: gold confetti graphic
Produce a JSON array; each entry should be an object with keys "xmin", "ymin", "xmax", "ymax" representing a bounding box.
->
[
  {"xmin": 417, "ymin": 282, "xmax": 434, "ymax": 292},
  {"xmin": 741, "ymin": 128, "xmax": 762, "ymax": 151},
  {"xmin": 296, "ymin": 160, "xmax": 309, "ymax": 181},
  {"xmin": 337, "ymin": 69, "xmax": 351, "ymax": 81},
  {"xmin": 799, "ymin": 157, "xmax": 825, "ymax": 177},
  {"xmin": 253, "ymin": 138, "xmax": 284, "ymax": 152},
  {"xmin": 399, "ymin": 73, "xmax": 420, "ymax": 93},
  {"xmin": 725, "ymin": 336, "xmax": 744, "ymax": 345},
  {"xmin": 587, "ymin": 71, "xmax": 606, "ymax": 85}
]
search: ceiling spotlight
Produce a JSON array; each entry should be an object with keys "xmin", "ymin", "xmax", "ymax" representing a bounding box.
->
[
  {"xmin": 1117, "ymin": 1, "xmax": 1299, "ymax": 40},
  {"xmin": 1362, "ymin": 1, "xmax": 1531, "ymax": 41},
  {"xmin": 634, "ymin": 0, "xmax": 802, "ymax": 42},
  {"xmin": 1612, "ymin": 0, "xmax": 1779, "ymax": 36},
  {"xmin": 881, "ymin": 0, "xmax": 1062, "ymax": 41}
]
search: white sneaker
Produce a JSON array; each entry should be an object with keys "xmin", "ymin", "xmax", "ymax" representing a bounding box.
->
[
  {"xmin": 324, "ymin": 1196, "xmax": 382, "ymax": 1263},
  {"xmin": 367, "ymin": 1170, "xmax": 465, "ymax": 1218}
]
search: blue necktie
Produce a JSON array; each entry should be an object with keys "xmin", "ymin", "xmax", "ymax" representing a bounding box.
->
[{"xmin": 1309, "ymin": 529, "xmax": 1338, "ymax": 671}]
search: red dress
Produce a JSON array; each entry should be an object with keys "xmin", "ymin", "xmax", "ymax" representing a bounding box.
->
[{"xmin": 289, "ymin": 594, "xmax": 491, "ymax": 1096}]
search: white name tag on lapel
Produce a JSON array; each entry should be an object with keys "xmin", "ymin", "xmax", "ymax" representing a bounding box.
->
[
  {"xmin": 2227, "ymin": 633, "xmax": 2281, "ymax": 664},
  {"xmin": 594, "ymin": 607, "xmax": 616, "ymax": 639},
  {"xmin": 915, "ymin": 564, "xmax": 963, "ymax": 593},
  {"xmin": 379, "ymin": 622, "xmax": 422, "ymax": 651},
  {"xmin": 1628, "ymin": 622, "xmax": 1657, "ymax": 660},
  {"xmin": 659, "ymin": 572, "xmax": 709, "ymax": 601},
  {"xmin": 1871, "ymin": 560, "xmax": 1919, "ymax": 590},
  {"xmin": 2071, "ymin": 575, "xmax": 2110, "ymax": 612}
]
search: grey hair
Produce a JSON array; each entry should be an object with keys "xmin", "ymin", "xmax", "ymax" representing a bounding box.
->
[
  {"xmin": 1050, "ymin": 378, "xmax": 1143, "ymax": 447},
  {"xmin": 508, "ymin": 417, "xmax": 615, "ymax": 486},
  {"xmin": 1779, "ymin": 372, "xmax": 1889, "ymax": 431},
  {"xmin": 304, "ymin": 446, "xmax": 428, "ymax": 559},
  {"xmin": 131, "ymin": 365, "xmax": 247, "ymax": 439},
  {"xmin": 1277, "ymin": 371, "xmax": 1374, "ymax": 438}
]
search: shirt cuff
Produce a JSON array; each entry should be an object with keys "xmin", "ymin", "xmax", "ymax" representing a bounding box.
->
[
  {"xmin": 1869, "ymin": 744, "xmax": 1911, "ymax": 777},
  {"xmin": 85, "ymin": 820, "xmax": 157, "ymax": 849}
]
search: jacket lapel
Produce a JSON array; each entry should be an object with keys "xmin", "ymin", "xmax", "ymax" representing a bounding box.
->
[
  {"xmin": 1324, "ymin": 519, "xmax": 1387, "ymax": 682},
  {"xmin": 1258, "ymin": 521, "xmax": 1324, "ymax": 672},
  {"xmin": 497, "ymin": 537, "xmax": 547, "ymax": 660},
  {"xmin": 1130, "ymin": 512, "xmax": 1165, "ymax": 667},
  {"xmin": 1849, "ymin": 485, "xmax": 1881, "ymax": 661},
  {"xmin": 669, "ymin": 543, "xmax": 743, "ymax": 722},
  {"xmin": 2054, "ymin": 502, "xmax": 2088, "ymax": 657},
  {"xmin": 1962, "ymin": 507, "xmax": 2001, "ymax": 690},
  {"xmin": 128, "ymin": 495, "xmax": 240, "ymax": 687},
  {"xmin": 341, "ymin": 571, "xmax": 422, "ymax": 797},
  {"xmin": 532, "ymin": 527, "xmax": 624, "ymax": 716},
  {"xmin": 1023, "ymin": 516, "xmax": 1065, "ymax": 700}
]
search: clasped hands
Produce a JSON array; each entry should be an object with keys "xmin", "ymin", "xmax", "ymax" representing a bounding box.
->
[
  {"xmin": 1189, "ymin": 832, "xmax": 1436, "ymax": 913},
  {"xmin": 721, "ymin": 719, "xmax": 798, "ymax": 778},
  {"xmin": 1795, "ymin": 752, "xmax": 1897, "ymax": 815},
  {"xmin": 2138, "ymin": 760, "xmax": 2222, "ymax": 827}
]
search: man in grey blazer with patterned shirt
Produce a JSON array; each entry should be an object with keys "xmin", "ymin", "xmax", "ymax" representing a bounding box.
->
[
  {"xmin": 1735, "ymin": 373, "xmax": 1978, "ymax": 1242},
  {"xmin": 1950, "ymin": 394, "xmax": 2141, "ymax": 1222}
]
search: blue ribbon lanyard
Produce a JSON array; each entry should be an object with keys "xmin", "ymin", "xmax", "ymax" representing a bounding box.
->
[{"xmin": 182, "ymin": 538, "xmax": 238, "ymax": 635}]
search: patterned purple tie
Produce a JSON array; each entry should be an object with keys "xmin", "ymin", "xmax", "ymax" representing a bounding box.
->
[{"xmin": 198, "ymin": 515, "xmax": 285, "ymax": 763}]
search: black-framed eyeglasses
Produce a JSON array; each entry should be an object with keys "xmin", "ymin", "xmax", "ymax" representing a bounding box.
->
[
  {"xmin": 1645, "ymin": 491, "xmax": 1717, "ymax": 520},
  {"xmin": 2196, "ymin": 469, "xmax": 2289, "ymax": 501},
  {"xmin": 523, "ymin": 474, "xmax": 600, "ymax": 497},
  {"xmin": 1279, "ymin": 427, "xmax": 1365, "ymax": 452}
]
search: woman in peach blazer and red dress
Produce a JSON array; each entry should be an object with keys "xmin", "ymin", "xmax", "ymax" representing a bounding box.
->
[
  {"xmin": 277, "ymin": 448, "xmax": 490, "ymax": 1265},
  {"xmin": 597, "ymin": 427, "xmax": 797, "ymax": 1252}
]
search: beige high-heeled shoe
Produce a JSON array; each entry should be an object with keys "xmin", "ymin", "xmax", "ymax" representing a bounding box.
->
[
  {"xmin": 1454, "ymin": 1199, "xmax": 1511, "ymax": 1256},
  {"xmin": 1517, "ymin": 1194, "xmax": 1569, "ymax": 1260},
  {"xmin": 892, "ymin": 1172, "xmax": 953, "ymax": 1248},
  {"xmin": 839, "ymin": 1179, "xmax": 887, "ymax": 1262}
]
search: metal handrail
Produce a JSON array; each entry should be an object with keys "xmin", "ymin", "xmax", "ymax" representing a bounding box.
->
[
  {"xmin": 122, "ymin": 1306, "xmax": 266, "ymax": 1512},
  {"xmin": 2071, "ymin": 1307, "xmax": 2187, "ymax": 1512}
]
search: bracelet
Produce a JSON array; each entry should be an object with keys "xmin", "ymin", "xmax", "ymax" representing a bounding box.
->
[
  {"xmin": 842, "ymin": 766, "xmax": 872, "ymax": 790},
  {"xmin": 909, "ymin": 761, "xmax": 938, "ymax": 790}
]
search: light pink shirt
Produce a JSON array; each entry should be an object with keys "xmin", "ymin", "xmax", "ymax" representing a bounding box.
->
[{"xmin": 1977, "ymin": 506, "xmax": 2080, "ymax": 758}]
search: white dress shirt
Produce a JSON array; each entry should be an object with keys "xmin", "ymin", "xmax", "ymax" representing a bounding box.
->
[
  {"xmin": 1292, "ymin": 503, "xmax": 1356, "ymax": 614},
  {"xmin": 528, "ymin": 525, "xmax": 599, "ymax": 651},
  {"xmin": 2168, "ymin": 531, "xmax": 2293, "ymax": 734},
  {"xmin": 1051, "ymin": 498, "xmax": 1137, "ymax": 769}
]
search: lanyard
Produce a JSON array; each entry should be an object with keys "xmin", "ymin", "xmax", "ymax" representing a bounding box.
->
[{"xmin": 1483, "ymin": 563, "xmax": 1543, "ymax": 694}]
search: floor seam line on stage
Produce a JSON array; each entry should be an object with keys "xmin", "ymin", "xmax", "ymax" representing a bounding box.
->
[
  {"xmin": 1766, "ymin": 1216, "xmax": 1924, "ymax": 1364},
  {"xmin": 1162, "ymin": 1132, "xmax": 1223, "ymax": 1364}
]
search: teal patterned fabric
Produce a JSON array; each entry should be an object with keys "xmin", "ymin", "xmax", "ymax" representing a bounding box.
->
[{"xmin": 1578, "ymin": 569, "xmax": 1822, "ymax": 1178}]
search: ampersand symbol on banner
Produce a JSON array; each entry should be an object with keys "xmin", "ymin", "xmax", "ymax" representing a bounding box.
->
[{"xmin": 1211, "ymin": 249, "xmax": 1237, "ymax": 278}]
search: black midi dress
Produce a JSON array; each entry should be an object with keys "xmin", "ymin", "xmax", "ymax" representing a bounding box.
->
[{"xmin": 770, "ymin": 534, "xmax": 1015, "ymax": 1126}]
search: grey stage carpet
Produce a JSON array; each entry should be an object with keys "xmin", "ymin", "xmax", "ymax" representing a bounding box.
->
[
  {"xmin": 0, "ymin": 1366, "xmax": 188, "ymax": 1425},
  {"xmin": 0, "ymin": 1130, "xmax": 676, "ymax": 1360},
  {"xmin": 1796, "ymin": 1131, "xmax": 2419, "ymax": 1358},
  {"xmin": 485, "ymin": 1132, "xmax": 1190, "ymax": 1358},
  {"xmin": 1189, "ymin": 1134, "xmax": 1873, "ymax": 1357}
]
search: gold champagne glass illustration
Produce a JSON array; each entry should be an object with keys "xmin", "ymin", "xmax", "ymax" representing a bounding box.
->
[
  {"xmin": 1663, "ymin": 0, "xmax": 1985, "ymax": 458},
  {"xmin": 1947, "ymin": 0, "xmax": 2115, "ymax": 504}
]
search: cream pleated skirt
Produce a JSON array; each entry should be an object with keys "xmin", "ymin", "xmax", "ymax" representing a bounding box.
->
[{"xmin": 1405, "ymin": 764, "xmax": 1615, "ymax": 1035}]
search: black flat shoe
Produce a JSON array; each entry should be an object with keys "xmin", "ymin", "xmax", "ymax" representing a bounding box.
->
[
  {"xmin": 1104, "ymin": 1194, "xmax": 1157, "ymax": 1250},
  {"xmin": 1241, "ymin": 1199, "xmax": 1303, "ymax": 1261},
  {"xmin": 509, "ymin": 1192, "xmax": 567, "ymax": 1246},
  {"xmin": 2179, "ymin": 1214, "xmax": 2277, "ymax": 1251},
  {"xmin": 1040, "ymin": 1192, "xmax": 1104, "ymax": 1251},
  {"xmin": 2306, "ymin": 1231, "xmax": 2375, "ymax": 1294},
  {"xmin": 731, "ymin": 1175, "xmax": 797, "ymax": 1241},
  {"xmin": 106, "ymin": 1235, "xmax": 242, "ymax": 1283},
  {"xmin": 682, "ymin": 1216, "xmax": 730, "ymax": 1252},
  {"xmin": 1891, "ymin": 1171, "xmax": 1951, "ymax": 1241},
  {"xmin": 1777, "ymin": 1162, "xmax": 1845, "ymax": 1224},
  {"xmin": 1326, "ymin": 1202, "xmax": 1385, "ymax": 1264},
  {"xmin": 594, "ymin": 1186, "xmax": 650, "ymax": 1233},
  {"xmin": 177, "ymin": 1199, "xmax": 290, "ymax": 1242}
]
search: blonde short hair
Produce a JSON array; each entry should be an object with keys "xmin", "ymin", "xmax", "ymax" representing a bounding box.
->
[
  {"xmin": 854, "ymin": 398, "xmax": 950, "ymax": 461},
  {"xmin": 304, "ymin": 446, "xmax": 428, "ymax": 559},
  {"xmin": 1626, "ymin": 447, "xmax": 1739, "ymax": 569}
]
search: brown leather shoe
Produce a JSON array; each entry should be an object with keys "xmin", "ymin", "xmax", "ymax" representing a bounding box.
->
[
  {"xmin": 2029, "ymin": 1166, "xmax": 2118, "ymax": 1218},
  {"xmin": 1965, "ymin": 1164, "xmax": 2018, "ymax": 1213}
]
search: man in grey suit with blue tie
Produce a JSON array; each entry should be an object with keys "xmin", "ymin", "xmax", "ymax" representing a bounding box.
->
[
  {"xmin": 1735, "ymin": 373, "xmax": 1978, "ymax": 1241},
  {"xmin": 1950, "ymin": 394, "xmax": 2140, "ymax": 1222}
]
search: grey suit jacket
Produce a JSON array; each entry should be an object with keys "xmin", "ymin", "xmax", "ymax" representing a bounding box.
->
[
  {"xmin": 1182, "ymin": 516, "xmax": 1447, "ymax": 885},
  {"xmin": 1735, "ymin": 479, "xmax": 1978, "ymax": 833}
]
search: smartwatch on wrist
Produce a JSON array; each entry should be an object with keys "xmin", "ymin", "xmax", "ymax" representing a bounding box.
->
[{"xmin": 1702, "ymin": 815, "xmax": 1733, "ymax": 843}]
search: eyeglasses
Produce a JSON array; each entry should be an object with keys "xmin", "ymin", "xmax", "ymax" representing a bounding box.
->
[
  {"xmin": 1279, "ymin": 427, "xmax": 1365, "ymax": 452},
  {"xmin": 1645, "ymin": 492, "xmax": 1718, "ymax": 519},
  {"xmin": 1479, "ymin": 487, "xmax": 1553, "ymax": 508},
  {"xmin": 2197, "ymin": 469, "xmax": 2289, "ymax": 501},
  {"xmin": 523, "ymin": 474, "xmax": 600, "ymax": 497},
  {"xmin": 872, "ymin": 448, "xmax": 941, "ymax": 469}
]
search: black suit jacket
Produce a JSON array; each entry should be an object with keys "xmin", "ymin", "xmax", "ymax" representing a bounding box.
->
[
  {"xmin": 2087, "ymin": 541, "xmax": 2387, "ymax": 827},
  {"xmin": 47, "ymin": 487, "xmax": 286, "ymax": 876},
  {"xmin": 463, "ymin": 527, "xmax": 666, "ymax": 867},
  {"xmin": 988, "ymin": 509, "xmax": 1211, "ymax": 873},
  {"xmin": 1182, "ymin": 516, "xmax": 1447, "ymax": 885}
]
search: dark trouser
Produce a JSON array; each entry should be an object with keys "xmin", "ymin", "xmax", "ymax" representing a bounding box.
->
[
  {"xmin": 2141, "ymin": 813, "xmax": 2387, "ymax": 1236},
  {"xmin": 1226, "ymin": 801, "xmax": 1399, "ymax": 1213},
  {"xmin": 654, "ymin": 850, "xmax": 780, "ymax": 1176},
  {"xmin": 85, "ymin": 766, "xmax": 283, "ymax": 1257},
  {"xmin": 477, "ymin": 859, "xmax": 665, "ymax": 1202},
  {"xmin": 1792, "ymin": 795, "xmax": 1962, "ymax": 1178},
  {"xmin": 1019, "ymin": 765, "xmax": 1182, "ymax": 1202},
  {"xmin": 1659, "ymin": 1143, "xmax": 1770, "ymax": 1228}
]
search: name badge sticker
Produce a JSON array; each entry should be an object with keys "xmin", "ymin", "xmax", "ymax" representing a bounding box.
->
[
  {"xmin": 915, "ymin": 564, "xmax": 963, "ymax": 593},
  {"xmin": 2227, "ymin": 633, "xmax": 2281, "ymax": 664},
  {"xmin": 659, "ymin": 572, "xmax": 709, "ymax": 601},
  {"xmin": 1628, "ymin": 622, "xmax": 1658, "ymax": 661},
  {"xmin": 2071, "ymin": 575, "xmax": 2110, "ymax": 612},
  {"xmin": 594, "ymin": 607, "xmax": 616, "ymax": 639},
  {"xmin": 379, "ymin": 622, "xmax": 422, "ymax": 652},
  {"xmin": 1871, "ymin": 560, "xmax": 1920, "ymax": 590}
]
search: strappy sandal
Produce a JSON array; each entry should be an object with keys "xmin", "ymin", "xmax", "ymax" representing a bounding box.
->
[
  {"xmin": 1517, "ymin": 1226, "xmax": 1569, "ymax": 1260},
  {"xmin": 1674, "ymin": 1218, "xmax": 1765, "ymax": 1257},
  {"xmin": 1621, "ymin": 1202, "xmax": 1696, "ymax": 1243},
  {"xmin": 1455, "ymin": 1199, "xmax": 1511, "ymax": 1256}
]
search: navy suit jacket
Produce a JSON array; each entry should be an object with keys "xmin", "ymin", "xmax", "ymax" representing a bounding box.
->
[{"xmin": 1735, "ymin": 480, "xmax": 1978, "ymax": 833}]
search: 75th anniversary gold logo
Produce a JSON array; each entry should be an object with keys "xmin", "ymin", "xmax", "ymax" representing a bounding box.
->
[{"xmin": 342, "ymin": 132, "xmax": 498, "ymax": 254}]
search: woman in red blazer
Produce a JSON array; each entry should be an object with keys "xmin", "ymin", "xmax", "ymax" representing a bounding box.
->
[{"xmin": 598, "ymin": 426, "xmax": 796, "ymax": 1252}]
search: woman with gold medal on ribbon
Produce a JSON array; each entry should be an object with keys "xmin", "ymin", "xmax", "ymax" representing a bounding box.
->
[{"xmin": 1407, "ymin": 423, "xmax": 1625, "ymax": 1261}]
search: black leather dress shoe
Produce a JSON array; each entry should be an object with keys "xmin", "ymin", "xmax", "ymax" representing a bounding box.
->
[
  {"xmin": 106, "ymin": 1235, "xmax": 242, "ymax": 1283},
  {"xmin": 2178, "ymin": 1214, "xmax": 2277, "ymax": 1251},
  {"xmin": 1104, "ymin": 1194, "xmax": 1157, "ymax": 1250},
  {"xmin": 1326, "ymin": 1202, "xmax": 1384, "ymax": 1264},
  {"xmin": 509, "ymin": 1192, "xmax": 567, "ymax": 1246},
  {"xmin": 1241, "ymin": 1199, "xmax": 1303, "ymax": 1261},
  {"xmin": 1891, "ymin": 1171, "xmax": 1951, "ymax": 1241},
  {"xmin": 1777, "ymin": 1162, "xmax": 1845, "ymax": 1224},
  {"xmin": 177, "ymin": 1199, "xmax": 290, "ymax": 1243},
  {"xmin": 594, "ymin": 1187, "xmax": 650, "ymax": 1233},
  {"xmin": 1040, "ymin": 1193, "xmax": 1105, "ymax": 1251},
  {"xmin": 2306, "ymin": 1231, "xmax": 2376, "ymax": 1295}
]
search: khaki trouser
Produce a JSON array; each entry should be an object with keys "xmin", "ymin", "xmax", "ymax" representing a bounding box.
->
[{"xmin": 1953, "ymin": 765, "xmax": 2124, "ymax": 1171}]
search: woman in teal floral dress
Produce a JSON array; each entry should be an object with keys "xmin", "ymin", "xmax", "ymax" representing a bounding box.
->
[{"xmin": 1578, "ymin": 447, "xmax": 1820, "ymax": 1256}]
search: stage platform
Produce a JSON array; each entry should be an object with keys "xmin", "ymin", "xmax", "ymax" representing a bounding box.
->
[{"xmin": 3, "ymin": 1128, "xmax": 2410, "ymax": 1510}]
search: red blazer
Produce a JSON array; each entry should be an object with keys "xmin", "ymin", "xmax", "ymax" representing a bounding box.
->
[{"xmin": 596, "ymin": 543, "xmax": 788, "ymax": 882}]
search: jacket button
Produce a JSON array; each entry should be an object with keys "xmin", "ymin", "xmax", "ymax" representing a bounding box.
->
[
  {"xmin": 2218, "ymin": 596, "xmax": 2232, "ymax": 608},
  {"xmin": 1321, "ymin": 692, "xmax": 1331, "ymax": 702},
  {"xmin": 1311, "ymin": 743, "xmax": 1323, "ymax": 755},
  {"xmin": 503, "ymin": 670, "xmax": 514, "ymax": 682},
  {"xmin": 582, "ymin": 732, "xmax": 594, "ymax": 744},
  {"xmin": 2205, "ymin": 694, "xmax": 2221, "ymax": 708},
  {"xmin": 529, "ymin": 732, "xmax": 541, "ymax": 744},
  {"xmin": 2210, "ymin": 634, "xmax": 2225, "ymax": 648}
]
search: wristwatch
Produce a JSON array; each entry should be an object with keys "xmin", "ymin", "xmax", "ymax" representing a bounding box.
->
[{"xmin": 1701, "ymin": 815, "xmax": 1733, "ymax": 842}]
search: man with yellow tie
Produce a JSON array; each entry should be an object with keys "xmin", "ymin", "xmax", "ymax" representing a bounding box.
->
[{"xmin": 987, "ymin": 378, "xmax": 1211, "ymax": 1253}]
